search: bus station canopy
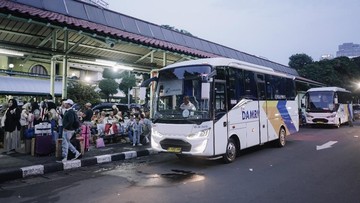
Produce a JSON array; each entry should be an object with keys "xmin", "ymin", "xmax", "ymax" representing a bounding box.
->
[{"xmin": 0, "ymin": 75, "xmax": 62, "ymax": 96}]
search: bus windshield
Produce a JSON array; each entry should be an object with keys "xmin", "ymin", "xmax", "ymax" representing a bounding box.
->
[
  {"xmin": 153, "ymin": 65, "xmax": 212, "ymax": 123},
  {"xmin": 307, "ymin": 91, "xmax": 338, "ymax": 112}
]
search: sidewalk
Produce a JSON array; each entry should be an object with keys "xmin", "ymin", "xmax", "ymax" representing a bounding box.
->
[{"xmin": 0, "ymin": 142, "xmax": 156, "ymax": 183}]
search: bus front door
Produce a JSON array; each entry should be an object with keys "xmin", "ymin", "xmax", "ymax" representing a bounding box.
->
[{"xmin": 213, "ymin": 80, "xmax": 229, "ymax": 155}]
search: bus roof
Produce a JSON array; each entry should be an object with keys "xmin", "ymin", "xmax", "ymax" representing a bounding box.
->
[
  {"xmin": 307, "ymin": 86, "xmax": 351, "ymax": 93},
  {"xmin": 162, "ymin": 57, "xmax": 292, "ymax": 78}
]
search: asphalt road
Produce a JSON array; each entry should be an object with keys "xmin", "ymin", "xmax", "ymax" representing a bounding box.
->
[{"xmin": 1, "ymin": 124, "xmax": 360, "ymax": 203}]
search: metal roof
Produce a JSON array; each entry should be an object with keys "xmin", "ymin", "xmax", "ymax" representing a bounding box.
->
[{"xmin": 0, "ymin": 0, "xmax": 298, "ymax": 76}]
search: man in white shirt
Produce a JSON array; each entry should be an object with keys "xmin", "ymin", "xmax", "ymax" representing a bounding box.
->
[{"xmin": 180, "ymin": 96, "xmax": 196, "ymax": 111}]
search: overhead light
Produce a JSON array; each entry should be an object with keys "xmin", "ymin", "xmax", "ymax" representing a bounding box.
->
[
  {"xmin": 114, "ymin": 65, "xmax": 133, "ymax": 71},
  {"xmin": 95, "ymin": 59, "xmax": 117, "ymax": 66},
  {"xmin": 0, "ymin": 48, "xmax": 24, "ymax": 57},
  {"xmin": 84, "ymin": 76, "xmax": 91, "ymax": 82}
]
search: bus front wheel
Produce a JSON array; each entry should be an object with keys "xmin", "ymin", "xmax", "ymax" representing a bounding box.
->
[
  {"xmin": 223, "ymin": 138, "xmax": 237, "ymax": 163},
  {"xmin": 275, "ymin": 127, "xmax": 286, "ymax": 148},
  {"xmin": 336, "ymin": 119, "xmax": 341, "ymax": 128}
]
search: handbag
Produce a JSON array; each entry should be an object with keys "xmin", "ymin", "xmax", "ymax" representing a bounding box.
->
[
  {"xmin": 96, "ymin": 137, "xmax": 105, "ymax": 148},
  {"xmin": 24, "ymin": 128, "xmax": 35, "ymax": 139}
]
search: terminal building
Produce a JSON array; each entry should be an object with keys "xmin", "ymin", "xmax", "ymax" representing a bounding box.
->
[{"xmin": 0, "ymin": 0, "xmax": 320, "ymax": 104}]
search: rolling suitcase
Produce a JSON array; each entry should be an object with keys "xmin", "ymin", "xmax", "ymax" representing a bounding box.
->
[
  {"xmin": 34, "ymin": 122, "xmax": 53, "ymax": 156},
  {"xmin": 35, "ymin": 135, "xmax": 53, "ymax": 155},
  {"xmin": 81, "ymin": 124, "xmax": 90, "ymax": 151}
]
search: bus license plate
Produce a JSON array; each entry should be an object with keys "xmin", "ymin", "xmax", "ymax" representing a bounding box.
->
[{"xmin": 167, "ymin": 147, "xmax": 181, "ymax": 153}]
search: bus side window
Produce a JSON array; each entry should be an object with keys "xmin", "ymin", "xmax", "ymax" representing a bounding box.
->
[{"xmin": 243, "ymin": 71, "xmax": 258, "ymax": 100}]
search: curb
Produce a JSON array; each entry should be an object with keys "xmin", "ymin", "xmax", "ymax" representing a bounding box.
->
[{"xmin": 0, "ymin": 148, "xmax": 157, "ymax": 183}]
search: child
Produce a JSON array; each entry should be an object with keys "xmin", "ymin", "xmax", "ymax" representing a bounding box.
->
[{"xmin": 132, "ymin": 116, "xmax": 143, "ymax": 146}]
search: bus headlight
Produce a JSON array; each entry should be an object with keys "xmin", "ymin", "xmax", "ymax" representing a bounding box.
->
[
  {"xmin": 152, "ymin": 129, "xmax": 164, "ymax": 138},
  {"xmin": 326, "ymin": 113, "xmax": 336, "ymax": 118},
  {"xmin": 305, "ymin": 113, "xmax": 313, "ymax": 118},
  {"xmin": 187, "ymin": 129, "xmax": 210, "ymax": 140}
]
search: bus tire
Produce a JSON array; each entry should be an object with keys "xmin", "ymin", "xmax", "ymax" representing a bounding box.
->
[
  {"xmin": 275, "ymin": 127, "xmax": 286, "ymax": 148},
  {"xmin": 336, "ymin": 119, "xmax": 341, "ymax": 128},
  {"xmin": 223, "ymin": 138, "xmax": 237, "ymax": 163}
]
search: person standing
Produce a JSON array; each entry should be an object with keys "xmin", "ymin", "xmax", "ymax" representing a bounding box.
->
[
  {"xmin": 140, "ymin": 113, "xmax": 152, "ymax": 145},
  {"xmin": 20, "ymin": 103, "xmax": 31, "ymax": 141},
  {"xmin": 58, "ymin": 99, "xmax": 81, "ymax": 162},
  {"xmin": 132, "ymin": 116, "xmax": 143, "ymax": 146},
  {"xmin": 82, "ymin": 103, "xmax": 93, "ymax": 125},
  {"xmin": 1, "ymin": 99, "xmax": 21, "ymax": 154}
]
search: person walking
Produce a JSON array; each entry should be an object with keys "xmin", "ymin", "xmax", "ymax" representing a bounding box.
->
[
  {"xmin": 1, "ymin": 99, "xmax": 21, "ymax": 154},
  {"xmin": 58, "ymin": 99, "xmax": 81, "ymax": 162}
]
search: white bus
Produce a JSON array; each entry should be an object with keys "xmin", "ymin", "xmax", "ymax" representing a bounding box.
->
[
  {"xmin": 302, "ymin": 87, "xmax": 353, "ymax": 127},
  {"xmin": 146, "ymin": 58, "xmax": 299, "ymax": 163}
]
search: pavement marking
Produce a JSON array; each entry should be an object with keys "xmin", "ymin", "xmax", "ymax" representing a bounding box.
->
[
  {"xmin": 123, "ymin": 151, "xmax": 137, "ymax": 159},
  {"xmin": 316, "ymin": 141, "xmax": 338, "ymax": 150},
  {"xmin": 21, "ymin": 165, "xmax": 44, "ymax": 177},
  {"xmin": 96, "ymin": 154, "xmax": 112, "ymax": 163},
  {"xmin": 63, "ymin": 160, "xmax": 81, "ymax": 170}
]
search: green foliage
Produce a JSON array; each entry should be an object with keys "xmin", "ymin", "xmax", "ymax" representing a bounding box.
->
[
  {"xmin": 288, "ymin": 53, "xmax": 313, "ymax": 71},
  {"xmin": 67, "ymin": 81, "xmax": 101, "ymax": 106},
  {"xmin": 98, "ymin": 78, "xmax": 119, "ymax": 102},
  {"xmin": 118, "ymin": 71, "xmax": 136, "ymax": 96},
  {"xmin": 290, "ymin": 54, "xmax": 360, "ymax": 95}
]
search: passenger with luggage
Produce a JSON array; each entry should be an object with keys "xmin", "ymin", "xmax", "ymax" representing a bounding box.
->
[{"xmin": 58, "ymin": 99, "xmax": 81, "ymax": 162}]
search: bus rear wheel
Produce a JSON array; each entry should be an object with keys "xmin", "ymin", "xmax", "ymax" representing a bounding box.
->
[{"xmin": 223, "ymin": 138, "xmax": 237, "ymax": 163}]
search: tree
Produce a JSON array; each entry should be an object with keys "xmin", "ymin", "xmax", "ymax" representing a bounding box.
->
[
  {"xmin": 67, "ymin": 81, "xmax": 101, "ymax": 106},
  {"xmin": 118, "ymin": 71, "xmax": 137, "ymax": 103},
  {"xmin": 98, "ymin": 78, "xmax": 119, "ymax": 102},
  {"xmin": 288, "ymin": 53, "xmax": 313, "ymax": 71}
]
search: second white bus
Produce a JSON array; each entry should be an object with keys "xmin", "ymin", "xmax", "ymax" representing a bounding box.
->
[{"xmin": 302, "ymin": 86, "xmax": 353, "ymax": 127}]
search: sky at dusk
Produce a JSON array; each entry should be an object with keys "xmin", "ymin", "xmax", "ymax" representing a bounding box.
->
[{"xmin": 106, "ymin": 0, "xmax": 360, "ymax": 66}]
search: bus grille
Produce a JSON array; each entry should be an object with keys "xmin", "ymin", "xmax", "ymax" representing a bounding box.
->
[
  {"xmin": 312, "ymin": 118, "xmax": 329, "ymax": 123},
  {"xmin": 160, "ymin": 139, "xmax": 192, "ymax": 152}
]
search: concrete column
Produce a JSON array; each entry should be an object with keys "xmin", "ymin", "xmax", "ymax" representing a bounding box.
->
[
  {"xmin": 50, "ymin": 29, "xmax": 57, "ymax": 100},
  {"xmin": 62, "ymin": 29, "xmax": 69, "ymax": 99},
  {"xmin": 62, "ymin": 56, "xmax": 68, "ymax": 99},
  {"xmin": 50, "ymin": 57, "xmax": 56, "ymax": 98},
  {"xmin": 163, "ymin": 52, "xmax": 167, "ymax": 67}
]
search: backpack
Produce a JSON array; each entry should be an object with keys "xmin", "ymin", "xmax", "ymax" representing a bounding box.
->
[{"xmin": 71, "ymin": 110, "xmax": 80, "ymax": 129}]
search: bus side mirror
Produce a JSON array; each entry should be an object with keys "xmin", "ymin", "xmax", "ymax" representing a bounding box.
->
[
  {"xmin": 334, "ymin": 98, "xmax": 338, "ymax": 104},
  {"xmin": 301, "ymin": 98, "xmax": 305, "ymax": 108},
  {"xmin": 201, "ymin": 83, "xmax": 210, "ymax": 99}
]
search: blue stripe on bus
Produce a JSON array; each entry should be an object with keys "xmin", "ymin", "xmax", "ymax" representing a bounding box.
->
[{"xmin": 277, "ymin": 101, "xmax": 297, "ymax": 134}]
